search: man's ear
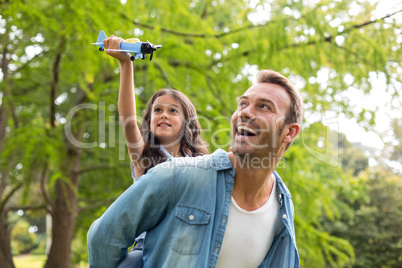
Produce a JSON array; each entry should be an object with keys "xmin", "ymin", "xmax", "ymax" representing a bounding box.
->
[{"xmin": 282, "ymin": 123, "xmax": 300, "ymax": 144}]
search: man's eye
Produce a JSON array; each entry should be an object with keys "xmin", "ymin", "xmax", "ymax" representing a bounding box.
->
[
  {"xmin": 262, "ymin": 104, "xmax": 270, "ymax": 110},
  {"xmin": 238, "ymin": 102, "xmax": 247, "ymax": 108}
]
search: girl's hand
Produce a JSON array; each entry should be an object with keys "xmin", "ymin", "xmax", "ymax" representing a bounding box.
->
[{"xmin": 103, "ymin": 35, "xmax": 131, "ymax": 63}]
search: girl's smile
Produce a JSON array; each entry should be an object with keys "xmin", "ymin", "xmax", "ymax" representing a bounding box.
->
[{"xmin": 150, "ymin": 95, "xmax": 184, "ymax": 145}]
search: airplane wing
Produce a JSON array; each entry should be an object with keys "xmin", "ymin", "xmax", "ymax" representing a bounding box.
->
[{"xmin": 104, "ymin": 49, "xmax": 137, "ymax": 53}]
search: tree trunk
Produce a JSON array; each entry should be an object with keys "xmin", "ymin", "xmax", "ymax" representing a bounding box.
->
[
  {"xmin": 0, "ymin": 214, "xmax": 15, "ymax": 268},
  {"xmin": 0, "ymin": 87, "xmax": 15, "ymax": 268},
  {"xmin": 44, "ymin": 148, "xmax": 81, "ymax": 268},
  {"xmin": 0, "ymin": 21, "xmax": 16, "ymax": 268}
]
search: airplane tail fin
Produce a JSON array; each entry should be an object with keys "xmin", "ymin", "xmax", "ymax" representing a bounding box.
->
[
  {"xmin": 91, "ymin": 30, "xmax": 107, "ymax": 46},
  {"xmin": 97, "ymin": 30, "xmax": 107, "ymax": 43}
]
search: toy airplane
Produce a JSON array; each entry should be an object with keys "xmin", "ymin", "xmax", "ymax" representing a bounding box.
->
[{"xmin": 92, "ymin": 30, "xmax": 162, "ymax": 61}]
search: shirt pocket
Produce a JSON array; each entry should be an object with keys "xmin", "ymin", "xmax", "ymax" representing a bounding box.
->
[{"xmin": 170, "ymin": 205, "xmax": 211, "ymax": 255}]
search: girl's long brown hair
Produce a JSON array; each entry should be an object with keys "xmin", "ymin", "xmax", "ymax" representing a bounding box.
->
[{"xmin": 140, "ymin": 89, "xmax": 209, "ymax": 174}]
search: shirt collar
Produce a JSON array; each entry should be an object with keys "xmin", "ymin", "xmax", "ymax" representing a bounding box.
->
[
  {"xmin": 211, "ymin": 149, "xmax": 292, "ymax": 199},
  {"xmin": 273, "ymin": 170, "xmax": 292, "ymax": 198}
]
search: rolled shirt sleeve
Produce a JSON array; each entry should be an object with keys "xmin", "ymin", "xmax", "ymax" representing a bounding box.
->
[{"xmin": 87, "ymin": 164, "xmax": 175, "ymax": 267}]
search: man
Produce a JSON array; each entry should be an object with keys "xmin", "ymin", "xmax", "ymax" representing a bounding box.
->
[{"xmin": 87, "ymin": 69, "xmax": 303, "ymax": 267}]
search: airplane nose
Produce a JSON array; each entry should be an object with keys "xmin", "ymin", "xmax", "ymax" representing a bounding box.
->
[
  {"xmin": 141, "ymin": 41, "xmax": 161, "ymax": 61},
  {"xmin": 141, "ymin": 42, "xmax": 156, "ymax": 54}
]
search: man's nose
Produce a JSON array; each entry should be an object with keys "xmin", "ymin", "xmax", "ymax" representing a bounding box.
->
[{"xmin": 239, "ymin": 105, "xmax": 256, "ymax": 121}]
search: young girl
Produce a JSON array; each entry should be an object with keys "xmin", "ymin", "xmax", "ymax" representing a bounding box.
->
[
  {"xmin": 103, "ymin": 35, "xmax": 208, "ymax": 267},
  {"xmin": 103, "ymin": 36, "xmax": 208, "ymax": 180}
]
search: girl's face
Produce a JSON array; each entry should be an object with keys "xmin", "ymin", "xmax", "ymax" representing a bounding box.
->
[{"xmin": 150, "ymin": 94, "xmax": 184, "ymax": 145}]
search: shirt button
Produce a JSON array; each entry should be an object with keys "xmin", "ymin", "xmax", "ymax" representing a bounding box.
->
[
  {"xmin": 215, "ymin": 247, "xmax": 219, "ymax": 253},
  {"xmin": 282, "ymin": 214, "xmax": 287, "ymax": 219},
  {"xmin": 222, "ymin": 218, "xmax": 226, "ymax": 224},
  {"xmin": 189, "ymin": 214, "xmax": 194, "ymax": 221},
  {"xmin": 279, "ymin": 194, "xmax": 282, "ymax": 199}
]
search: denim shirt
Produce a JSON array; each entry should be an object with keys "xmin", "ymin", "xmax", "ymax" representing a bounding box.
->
[
  {"xmin": 87, "ymin": 149, "xmax": 299, "ymax": 267},
  {"xmin": 131, "ymin": 145, "xmax": 189, "ymax": 182}
]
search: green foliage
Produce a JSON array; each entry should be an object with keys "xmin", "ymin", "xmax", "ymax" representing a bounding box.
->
[
  {"xmin": 31, "ymin": 235, "xmax": 46, "ymax": 255},
  {"xmin": 383, "ymin": 118, "xmax": 402, "ymax": 175},
  {"xmin": 278, "ymin": 123, "xmax": 355, "ymax": 267},
  {"xmin": 11, "ymin": 220, "xmax": 37, "ymax": 255},
  {"xmin": 340, "ymin": 146, "xmax": 369, "ymax": 176},
  {"xmin": 70, "ymin": 235, "xmax": 89, "ymax": 266},
  {"xmin": 322, "ymin": 167, "xmax": 402, "ymax": 267},
  {"xmin": 0, "ymin": 0, "xmax": 401, "ymax": 267}
]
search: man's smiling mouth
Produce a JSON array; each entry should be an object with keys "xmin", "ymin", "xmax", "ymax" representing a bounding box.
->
[{"xmin": 237, "ymin": 126, "xmax": 258, "ymax": 136}]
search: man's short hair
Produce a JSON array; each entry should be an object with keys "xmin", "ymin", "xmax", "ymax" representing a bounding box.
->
[{"xmin": 257, "ymin": 70, "xmax": 303, "ymax": 149}]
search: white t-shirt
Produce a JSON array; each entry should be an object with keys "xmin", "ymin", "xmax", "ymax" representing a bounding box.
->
[{"xmin": 216, "ymin": 177, "xmax": 284, "ymax": 267}]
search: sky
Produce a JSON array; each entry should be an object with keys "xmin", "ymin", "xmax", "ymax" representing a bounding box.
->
[{"xmin": 334, "ymin": 0, "xmax": 402, "ymax": 150}]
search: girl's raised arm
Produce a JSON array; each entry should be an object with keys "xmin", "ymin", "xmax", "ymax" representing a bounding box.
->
[{"xmin": 103, "ymin": 36, "xmax": 145, "ymax": 177}]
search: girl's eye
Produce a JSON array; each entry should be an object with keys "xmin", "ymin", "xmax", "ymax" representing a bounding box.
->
[
  {"xmin": 154, "ymin": 108, "xmax": 162, "ymax": 113},
  {"xmin": 170, "ymin": 108, "xmax": 178, "ymax": 113}
]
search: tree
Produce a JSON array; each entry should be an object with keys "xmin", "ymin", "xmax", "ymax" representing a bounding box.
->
[
  {"xmin": 340, "ymin": 143, "xmax": 369, "ymax": 177},
  {"xmin": 382, "ymin": 118, "xmax": 402, "ymax": 175},
  {"xmin": 280, "ymin": 123, "xmax": 356, "ymax": 267},
  {"xmin": 0, "ymin": 0, "xmax": 401, "ymax": 266},
  {"xmin": 322, "ymin": 167, "xmax": 402, "ymax": 267},
  {"xmin": 0, "ymin": 1, "xmax": 128, "ymax": 267}
]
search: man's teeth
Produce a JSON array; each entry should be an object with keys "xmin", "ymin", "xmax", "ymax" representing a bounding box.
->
[{"xmin": 237, "ymin": 126, "xmax": 258, "ymax": 136}]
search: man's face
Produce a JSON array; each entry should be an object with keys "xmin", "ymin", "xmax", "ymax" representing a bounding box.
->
[{"xmin": 231, "ymin": 83, "xmax": 291, "ymax": 159}]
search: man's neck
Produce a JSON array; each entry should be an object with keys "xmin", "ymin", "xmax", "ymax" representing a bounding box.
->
[{"xmin": 228, "ymin": 153, "xmax": 277, "ymax": 211}]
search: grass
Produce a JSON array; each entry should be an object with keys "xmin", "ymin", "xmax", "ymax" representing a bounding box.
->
[
  {"xmin": 13, "ymin": 254, "xmax": 46, "ymax": 268},
  {"xmin": 13, "ymin": 254, "xmax": 88, "ymax": 268}
]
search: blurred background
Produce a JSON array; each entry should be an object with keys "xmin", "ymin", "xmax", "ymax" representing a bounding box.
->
[{"xmin": 0, "ymin": 0, "xmax": 401, "ymax": 267}]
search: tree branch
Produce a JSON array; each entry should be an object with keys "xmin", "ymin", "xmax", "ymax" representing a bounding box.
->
[
  {"xmin": 205, "ymin": 74, "xmax": 231, "ymax": 113},
  {"xmin": 352, "ymin": 9, "xmax": 402, "ymax": 30},
  {"xmin": 153, "ymin": 61, "xmax": 173, "ymax": 88},
  {"xmin": 5, "ymin": 204, "xmax": 47, "ymax": 213},
  {"xmin": 332, "ymin": 43, "xmax": 375, "ymax": 67},
  {"xmin": 40, "ymin": 163, "xmax": 54, "ymax": 214},
  {"xmin": 200, "ymin": 1, "xmax": 209, "ymax": 19},
  {"xmin": 121, "ymin": 8, "xmax": 402, "ymax": 40},
  {"xmin": 304, "ymin": 9, "xmax": 402, "ymax": 47},
  {"xmin": 120, "ymin": 13, "xmax": 272, "ymax": 39},
  {"xmin": 13, "ymin": 51, "xmax": 47, "ymax": 74},
  {"xmin": 208, "ymin": 10, "xmax": 402, "ymax": 68},
  {"xmin": 50, "ymin": 35, "xmax": 66, "ymax": 128},
  {"xmin": 0, "ymin": 182, "xmax": 23, "ymax": 215}
]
